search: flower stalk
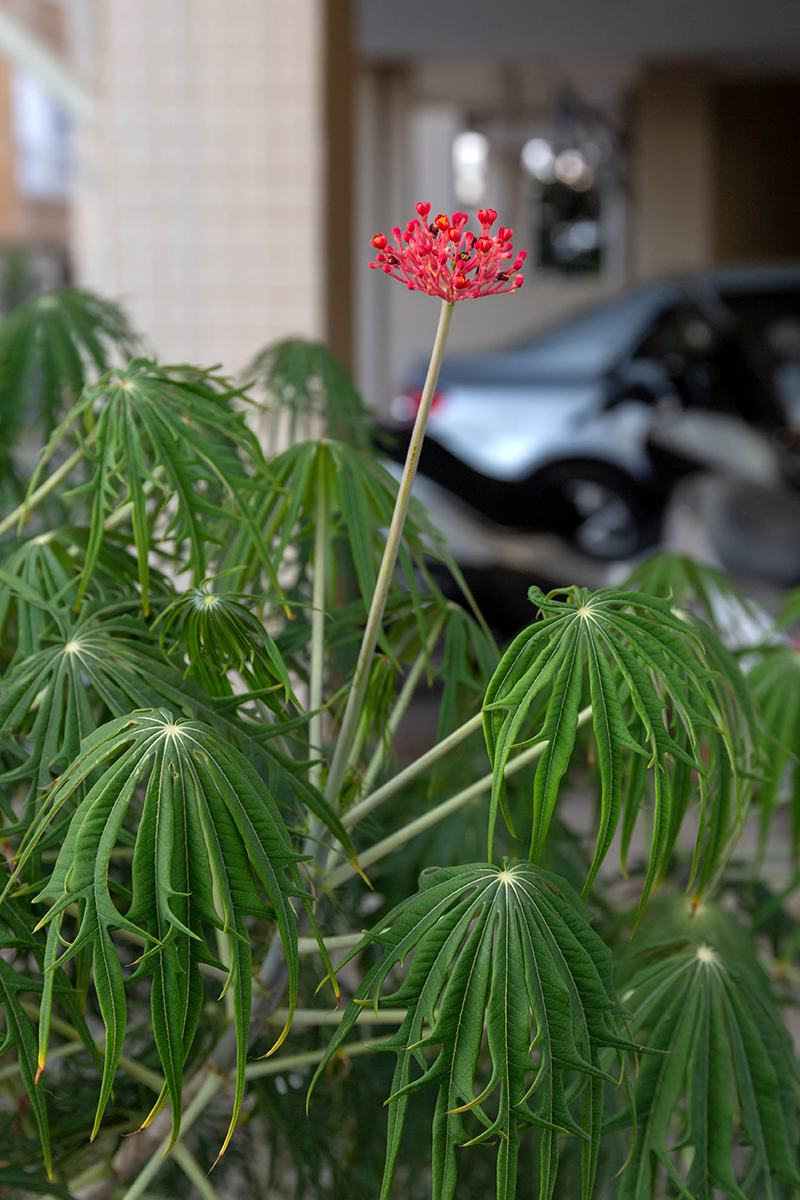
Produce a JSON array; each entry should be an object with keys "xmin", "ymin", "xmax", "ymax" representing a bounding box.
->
[
  {"xmin": 308, "ymin": 448, "xmax": 329, "ymax": 790},
  {"xmin": 324, "ymin": 296, "xmax": 455, "ymax": 807}
]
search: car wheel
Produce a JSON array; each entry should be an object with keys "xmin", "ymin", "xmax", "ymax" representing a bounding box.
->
[{"xmin": 528, "ymin": 460, "xmax": 652, "ymax": 560}]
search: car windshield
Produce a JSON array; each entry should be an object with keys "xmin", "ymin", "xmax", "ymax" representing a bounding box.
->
[{"xmin": 501, "ymin": 284, "xmax": 671, "ymax": 377}]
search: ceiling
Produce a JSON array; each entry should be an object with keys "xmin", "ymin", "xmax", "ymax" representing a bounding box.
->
[{"xmin": 358, "ymin": 0, "xmax": 800, "ymax": 63}]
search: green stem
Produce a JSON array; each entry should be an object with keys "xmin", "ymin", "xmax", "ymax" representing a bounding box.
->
[
  {"xmin": 362, "ymin": 614, "xmax": 445, "ymax": 792},
  {"xmin": 243, "ymin": 1035, "xmax": 394, "ymax": 1082},
  {"xmin": 171, "ymin": 1143, "xmax": 220, "ymax": 1200},
  {"xmin": 324, "ymin": 616, "xmax": 447, "ymax": 871},
  {"xmin": 308, "ymin": 448, "xmax": 329, "ymax": 791},
  {"xmin": 341, "ymin": 711, "xmax": 484, "ymax": 832},
  {"xmin": 0, "ymin": 446, "xmax": 84, "ymax": 537},
  {"xmin": 325, "ymin": 705, "xmax": 593, "ymax": 889},
  {"xmin": 119, "ymin": 1072, "xmax": 224, "ymax": 1200},
  {"xmin": 324, "ymin": 298, "xmax": 455, "ymax": 808},
  {"xmin": 265, "ymin": 1007, "xmax": 407, "ymax": 1026}
]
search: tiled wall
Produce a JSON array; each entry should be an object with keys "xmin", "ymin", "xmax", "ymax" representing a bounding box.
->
[{"xmin": 73, "ymin": 0, "xmax": 324, "ymax": 374}]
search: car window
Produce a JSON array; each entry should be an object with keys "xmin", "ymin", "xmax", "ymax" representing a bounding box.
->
[
  {"xmin": 501, "ymin": 286, "xmax": 669, "ymax": 377},
  {"xmin": 720, "ymin": 288, "xmax": 800, "ymax": 354},
  {"xmin": 632, "ymin": 298, "xmax": 785, "ymax": 427},
  {"xmin": 712, "ymin": 290, "xmax": 800, "ymax": 426}
]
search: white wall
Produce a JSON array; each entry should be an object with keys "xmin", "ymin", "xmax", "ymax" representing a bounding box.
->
[{"xmin": 72, "ymin": 0, "xmax": 324, "ymax": 373}]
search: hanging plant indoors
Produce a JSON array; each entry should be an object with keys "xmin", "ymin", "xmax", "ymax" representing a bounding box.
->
[{"xmin": 0, "ymin": 212, "xmax": 796, "ymax": 1200}]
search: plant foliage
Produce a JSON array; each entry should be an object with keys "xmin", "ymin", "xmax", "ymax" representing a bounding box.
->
[
  {"xmin": 616, "ymin": 913, "xmax": 800, "ymax": 1200},
  {"xmin": 4, "ymin": 709, "xmax": 336, "ymax": 1155},
  {"xmin": 0, "ymin": 276, "xmax": 794, "ymax": 1200},
  {"xmin": 483, "ymin": 586, "xmax": 755, "ymax": 908},
  {"xmin": 310, "ymin": 860, "xmax": 637, "ymax": 1200}
]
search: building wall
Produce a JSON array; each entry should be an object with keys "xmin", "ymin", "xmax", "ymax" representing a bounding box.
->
[
  {"xmin": 629, "ymin": 64, "xmax": 715, "ymax": 279},
  {"xmin": 72, "ymin": 0, "xmax": 325, "ymax": 372},
  {"xmin": 714, "ymin": 80, "xmax": 800, "ymax": 262}
]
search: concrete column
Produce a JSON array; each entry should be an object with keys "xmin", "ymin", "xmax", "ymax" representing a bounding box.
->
[
  {"xmin": 324, "ymin": 0, "xmax": 354, "ymax": 369},
  {"xmin": 630, "ymin": 63, "xmax": 715, "ymax": 278},
  {"xmin": 72, "ymin": 0, "xmax": 325, "ymax": 373}
]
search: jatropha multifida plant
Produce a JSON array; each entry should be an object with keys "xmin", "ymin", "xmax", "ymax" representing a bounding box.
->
[{"xmin": 0, "ymin": 208, "xmax": 798, "ymax": 1200}]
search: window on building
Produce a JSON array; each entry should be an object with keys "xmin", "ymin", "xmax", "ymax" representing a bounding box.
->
[{"xmin": 11, "ymin": 69, "xmax": 71, "ymax": 201}]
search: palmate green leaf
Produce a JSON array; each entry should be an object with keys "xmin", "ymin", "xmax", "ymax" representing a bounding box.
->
[
  {"xmin": 309, "ymin": 860, "xmax": 636, "ymax": 1200},
  {"xmin": 483, "ymin": 586, "xmax": 754, "ymax": 909},
  {"xmin": 246, "ymin": 336, "xmax": 371, "ymax": 450},
  {"xmin": 157, "ymin": 584, "xmax": 293, "ymax": 702},
  {"xmin": 0, "ymin": 601, "xmax": 197, "ymax": 794},
  {"xmin": 222, "ymin": 438, "xmax": 489, "ymax": 656},
  {"xmin": 3, "ymin": 709, "xmax": 337, "ymax": 1156},
  {"xmin": 0, "ymin": 596, "xmax": 359, "ymax": 864},
  {"xmin": 616, "ymin": 929, "xmax": 800, "ymax": 1200},
  {"xmin": 26, "ymin": 359, "xmax": 277, "ymax": 615},
  {"xmin": 0, "ymin": 527, "xmax": 169, "ymax": 662},
  {"xmin": 0, "ymin": 287, "xmax": 138, "ymax": 471}
]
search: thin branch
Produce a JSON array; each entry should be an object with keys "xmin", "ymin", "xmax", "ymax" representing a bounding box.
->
[
  {"xmin": 0, "ymin": 446, "xmax": 83, "ymax": 537},
  {"xmin": 118, "ymin": 1073, "xmax": 224, "ymax": 1200},
  {"xmin": 264, "ymin": 1007, "xmax": 407, "ymax": 1026},
  {"xmin": 325, "ymin": 705, "xmax": 593, "ymax": 889},
  {"xmin": 362, "ymin": 613, "xmax": 445, "ymax": 793},
  {"xmin": 341, "ymin": 712, "xmax": 484, "ymax": 831},
  {"xmin": 171, "ymin": 1142, "xmax": 221, "ymax": 1200},
  {"xmin": 243, "ymin": 1034, "xmax": 395, "ymax": 1082},
  {"xmin": 297, "ymin": 933, "xmax": 362, "ymax": 955},
  {"xmin": 324, "ymin": 299, "xmax": 454, "ymax": 807}
]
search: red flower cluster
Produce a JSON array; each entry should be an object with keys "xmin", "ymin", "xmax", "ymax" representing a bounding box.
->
[{"xmin": 369, "ymin": 204, "xmax": 525, "ymax": 302}]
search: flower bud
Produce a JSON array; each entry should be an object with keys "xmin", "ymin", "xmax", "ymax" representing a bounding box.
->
[
  {"xmin": 475, "ymin": 236, "xmax": 493, "ymax": 254},
  {"xmin": 371, "ymin": 233, "xmax": 387, "ymax": 250},
  {"xmin": 448, "ymin": 227, "xmax": 460, "ymax": 243},
  {"xmin": 416, "ymin": 201, "xmax": 431, "ymax": 220},
  {"xmin": 498, "ymin": 227, "xmax": 513, "ymax": 243},
  {"xmin": 477, "ymin": 208, "xmax": 497, "ymax": 228}
]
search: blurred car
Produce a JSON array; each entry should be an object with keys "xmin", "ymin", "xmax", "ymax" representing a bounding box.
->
[{"xmin": 380, "ymin": 266, "xmax": 800, "ymax": 562}]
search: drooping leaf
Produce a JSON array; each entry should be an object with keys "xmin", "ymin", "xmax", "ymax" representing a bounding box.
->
[
  {"xmin": 0, "ymin": 287, "xmax": 138, "ymax": 490},
  {"xmin": 483, "ymin": 587, "xmax": 755, "ymax": 909},
  {"xmin": 0, "ymin": 895, "xmax": 102, "ymax": 1174},
  {"xmin": 25, "ymin": 359, "xmax": 278, "ymax": 614},
  {"xmin": 616, "ymin": 917, "xmax": 800, "ymax": 1200},
  {"xmin": 246, "ymin": 336, "xmax": 371, "ymax": 450},
  {"xmin": 0, "ymin": 527, "xmax": 169, "ymax": 662},
  {"xmin": 222, "ymin": 438, "xmax": 488, "ymax": 656},
  {"xmin": 309, "ymin": 860, "xmax": 636, "ymax": 1200},
  {"xmin": 3, "ymin": 709, "xmax": 337, "ymax": 1154},
  {"xmin": 157, "ymin": 584, "xmax": 293, "ymax": 702},
  {"xmin": 0, "ymin": 596, "xmax": 359, "ymax": 864}
]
